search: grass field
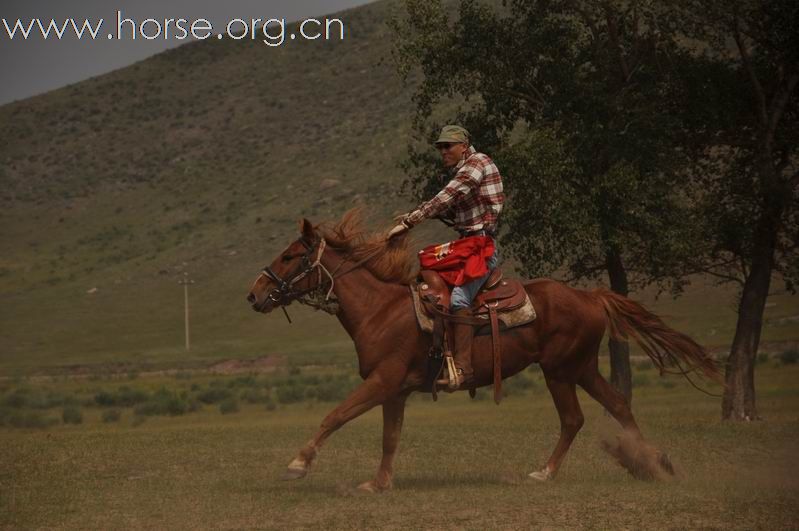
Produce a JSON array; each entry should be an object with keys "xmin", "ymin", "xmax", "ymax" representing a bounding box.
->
[{"xmin": 2, "ymin": 363, "xmax": 797, "ymax": 529}]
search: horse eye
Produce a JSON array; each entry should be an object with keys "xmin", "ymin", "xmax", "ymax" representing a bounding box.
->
[{"xmin": 281, "ymin": 254, "xmax": 293, "ymax": 262}]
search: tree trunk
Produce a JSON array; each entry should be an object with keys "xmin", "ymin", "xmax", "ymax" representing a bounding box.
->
[
  {"xmin": 606, "ymin": 249, "xmax": 632, "ymax": 405},
  {"xmin": 721, "ymin": 218, "xmax": 776, "ymax": 421}
]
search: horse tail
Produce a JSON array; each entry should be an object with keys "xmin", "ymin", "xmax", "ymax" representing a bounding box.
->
[{"xmin": 592, "ymin": 288, "xmax": 722, "ymax": 382}]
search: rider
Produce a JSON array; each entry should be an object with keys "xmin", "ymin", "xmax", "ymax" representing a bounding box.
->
[{"xmin": 388, "ymin": 125, "xmax": 504, "ymax": 388}]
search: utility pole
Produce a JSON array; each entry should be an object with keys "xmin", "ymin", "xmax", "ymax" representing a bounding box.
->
[{"xmin": 178, "ymin": 272, "xmax": 194, "ymax": 351}]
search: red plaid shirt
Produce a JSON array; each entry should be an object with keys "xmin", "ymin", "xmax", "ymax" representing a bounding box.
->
[{"xmin": 407, "ymin": 146, "xmax": 504, "ymax": 233}]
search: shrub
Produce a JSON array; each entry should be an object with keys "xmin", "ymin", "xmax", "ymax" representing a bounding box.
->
[
  {"xmin": 264, "ymin": 399, "xmax": 277, "ymax": 411},
  {"xmin": 756, "ymin": 353, "xmax": 770, "ymax": 365},
  {"xmin": 632, "ymin": 373, "xmax": 651, "ymax": 388},
  {"xmin": 311, "ymin": 377, "xmax": 353, "ymax": 402},
  {"xmin": 228, "ymin": 375, "xmax": 258, "ymax": 388},
  {"xmin": 197, "ymin": 387, "xmax": 233, "ymax": 404},
  {"xmin": 102, "ymin": 409, "xmax": 121, "ymax": 423},
  {"xmin": 240, "ymin": 388, "xmax": 270, "ymax": 404},
  {"xmin": 778, "ymin": 349, "xmax": 798, "ymax": 365},
  {"xmin": 3, "ymin": 388, "xmax": 30, "ymax": 408},
  {"xmin": 219, "ymin": 398, "xmax": 239, "ymax": 414},
  {"xmin": 62, "ymin": 406, "xmax": 83, "ymax": 424},
  {"xmin": 133, "ymin": 388, "xmax": 187, "ymax": 416},
  {"xmin": 94, "ymin": 386, "xmax": 148, "ymax": 407},
  {"xmin": 634, "ymin": 359, "xmax": 653, "ymax": 371},
  {"xmin": 0, "ymin": 408, "xmax": 58, "ymax": 429},
  {"xmin": 131, "ymin": 415, "xmax": 147, "ymax": 427},
  {"xmin": 276, "ymin": 384, "xmax": 306, "ymax": 404}
]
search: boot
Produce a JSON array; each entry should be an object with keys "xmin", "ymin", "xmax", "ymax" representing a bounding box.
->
[{"xmin": 449, "ymin": 309, "xmax": 475, "ymax": 389}]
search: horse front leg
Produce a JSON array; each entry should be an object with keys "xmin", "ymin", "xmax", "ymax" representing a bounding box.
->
[
  {"xmin": 283, "ymin": 369, "xmax": 402, "ymax": 481},
  {"xmin": 357, "ymin": 392, "xmax": 409, "ymax": 493}
]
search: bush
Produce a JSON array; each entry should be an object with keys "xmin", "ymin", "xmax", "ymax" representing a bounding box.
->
[
  {"xmin": 778, "ymin": 349, "xmax": 798, "ymax": 365},
  {"xmin": 62, "ymin": 406, "xmax": 83, "ymax": 424},
  {"xmin": 94, "ymin": 386, "xmax": 149, "ymax": 407},
  {"xmin": 102, "ymin": 409, "xmax": 121, "ymax": 423},
  {"xmin": 228, "ymin": 375, "xmax": 258, "ymax": 388},
  {"xmin": 240, "ymin": 388, "xmax": 270, "ymax": 404},
  {"xmin": 3, "ymin": 388, "xmax": 31, "ymax": 408},
  {"xmin": 0, "ymin": 408, "xmax": 58, "ymax": 429},
  {"xmin": 634, "ymin": 359, "xmax": 653, "ymax": 371},
  {"xmin": 632, "ymin": 373, "xmax": 651, "ymax": 388},
  {"xmin": 276, "ymin": 384, "xmax": 306, "ymax": 404},
  {"xmin": 264, "ymin": 399, "xmax": 277, "ymax": 411},
  {"xmin": 197, "ymin": 387, "xmax": 233, "ymax": 404},
  {"xmin": 219, "ymin": 398, "xmax": 239, "ymax": 414},
  {"xmin": 133, "ymin": 388, "xmax": 187, "ymax": 416},
  {"xmin": 311, "ymin": 377, "xmax": 354, "ymax": 402}
]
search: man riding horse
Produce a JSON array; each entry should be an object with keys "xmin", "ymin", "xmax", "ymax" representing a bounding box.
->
[{"xmin": 388, "ymin": 125, "xmax": 504, "ymax": 389}]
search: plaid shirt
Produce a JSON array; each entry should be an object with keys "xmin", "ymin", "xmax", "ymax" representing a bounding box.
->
[{"xmin": 408, "ymin": 146, "xmax": 504, "ymax": 233}]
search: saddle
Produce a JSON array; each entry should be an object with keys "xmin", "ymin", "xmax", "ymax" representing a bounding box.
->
[
  {"xmin": 418, "ymin": 268, "xmax": 528, "ymax": 317},
  {"xmin": 413, "ymin": 268, "xmax": 535, "ymax": 404}
]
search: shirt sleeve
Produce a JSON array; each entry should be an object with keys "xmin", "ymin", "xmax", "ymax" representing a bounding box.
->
[{"xmin": 408, "ymin": 159, "xmax": 483, "ymax": 224}]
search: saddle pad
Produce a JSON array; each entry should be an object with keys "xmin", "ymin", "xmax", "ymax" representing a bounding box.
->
[{"xmin": 409, "ymin": 284, "xmax": 537, "ymax": 334}]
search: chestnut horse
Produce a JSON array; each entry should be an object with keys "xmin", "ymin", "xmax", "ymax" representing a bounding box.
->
[{"xmin": 246, "ymin": 210, "xmax": 719, "ymax": 491}]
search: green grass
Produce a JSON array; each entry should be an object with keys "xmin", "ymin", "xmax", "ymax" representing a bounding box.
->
[{"xmin": 1, "ymin": 364, "xmax": 797, "ymax": 529}]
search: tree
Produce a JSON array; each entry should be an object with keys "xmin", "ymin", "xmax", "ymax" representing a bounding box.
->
[
  {"xmin": 390, "ymin": 0, "xmax": 700, "ymax": 403},
  {"xmin": 676, "ymin": 0, "xmax": 799, "ymax": 420}
]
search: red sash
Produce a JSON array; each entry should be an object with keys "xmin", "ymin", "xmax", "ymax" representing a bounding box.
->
[{"xmin": 418, "ymin": 235, "xmax": 495, "ymax": 286}]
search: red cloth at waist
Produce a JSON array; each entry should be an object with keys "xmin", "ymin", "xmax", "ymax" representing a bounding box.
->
[{"xmin": 417, "ymin": 235, "xmax": 495, "ymax": 286}]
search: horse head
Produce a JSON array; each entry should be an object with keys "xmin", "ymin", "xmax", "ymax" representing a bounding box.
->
[{"xmin": 246, "ymin": 218, "xmax": 326, "ymax": 314}]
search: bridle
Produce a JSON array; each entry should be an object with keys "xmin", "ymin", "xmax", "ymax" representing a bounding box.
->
[
  {"xmin": 258, "ymin": 237, "xmax": 336, "ymax": 319},
  {"xmin": 257, "ymin": 235, "xmax": 383, "ymax": 320}
]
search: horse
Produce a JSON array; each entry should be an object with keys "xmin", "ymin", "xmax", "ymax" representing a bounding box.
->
[{"xmin": 246, "ymin": 210, "xmax": 720, "ymax": 492}]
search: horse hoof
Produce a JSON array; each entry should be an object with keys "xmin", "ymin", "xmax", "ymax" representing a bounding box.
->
[
  {"xmin": 528, "ymin": 468, "xmax": 552, "ymax": 481},
  {"xmin": 282, "ymin": 459, "xmax": 308, "ymax": 481},
  {"xmin": 356, "ymin": 480, "xmax": 390, "ymax": 493}
]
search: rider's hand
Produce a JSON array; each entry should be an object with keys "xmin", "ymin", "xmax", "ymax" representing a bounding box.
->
[{"xmin": 387, "ymin": 223, "xmax": 409, "ymax": 240}]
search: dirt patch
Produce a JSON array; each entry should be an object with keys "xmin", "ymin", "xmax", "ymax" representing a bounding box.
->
[{"xmin": 208, "ymin": 355, "xmax": 286, "ymax": 375}]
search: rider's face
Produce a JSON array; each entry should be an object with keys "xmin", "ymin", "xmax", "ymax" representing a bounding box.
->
[{"xmin": 437, "ymin": 142, "xmax": 468, "ymax": 168}]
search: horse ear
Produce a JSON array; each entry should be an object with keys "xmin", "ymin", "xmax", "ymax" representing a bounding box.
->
[{"xmin": 299, "ymin": 218, "xmax": 315, "ymax": 242}]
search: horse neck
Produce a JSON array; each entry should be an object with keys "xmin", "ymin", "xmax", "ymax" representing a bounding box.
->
[{"xmin": 321, "ymin": 248, "xmax": 407, "ymax": 340}]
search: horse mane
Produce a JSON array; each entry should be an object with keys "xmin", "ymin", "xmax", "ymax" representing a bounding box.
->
[{"xmin": 318, "ymin": 208, "xmax": 418, "ymax": 285}]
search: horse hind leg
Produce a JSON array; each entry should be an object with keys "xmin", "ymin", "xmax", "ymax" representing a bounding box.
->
[
  {"xmin": 578, "ymin": 369, "xmax": 674, "ymax": 480},
  {"xmin": 529, "ymin": 372, "xmax": 584, "ymax": 481}
]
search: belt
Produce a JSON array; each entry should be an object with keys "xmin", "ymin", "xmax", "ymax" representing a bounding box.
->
[{"xmin": 459, "ymin": 229, "xmax": 495, "ymax": 238}]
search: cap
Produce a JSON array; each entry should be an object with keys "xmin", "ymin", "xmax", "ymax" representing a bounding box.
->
[{"xmin": 434, "ymin": 125, "xmax": 470, "ymax": 145}]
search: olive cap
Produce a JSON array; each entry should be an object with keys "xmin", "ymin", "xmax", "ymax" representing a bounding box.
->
[{"xmin": 434, "ymin": 125, "xmax": 470, "ymax": 145}]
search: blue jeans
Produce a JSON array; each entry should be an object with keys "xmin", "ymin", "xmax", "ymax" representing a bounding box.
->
[{"xmin": 450, "ymin": 249, "xmax": 500, "ymax": 311}]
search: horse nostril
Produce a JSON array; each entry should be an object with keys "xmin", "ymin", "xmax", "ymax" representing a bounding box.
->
[{"xmin": 247, "ymin": 292, "xmax": 256, "ymax": 304}]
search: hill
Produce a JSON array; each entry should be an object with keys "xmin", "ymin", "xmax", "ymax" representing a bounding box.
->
[{"xmin": 0, "ymin": 0, "xmax": 797, "ymax": 375}]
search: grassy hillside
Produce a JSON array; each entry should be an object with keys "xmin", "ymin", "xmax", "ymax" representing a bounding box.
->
[
  {"xmin": 0, "ymin": 0, "xmax": 427, "ymax": 373},
  {"xmin": 0, "ymin": 0, "xmax": 797, "ymax": 376}
]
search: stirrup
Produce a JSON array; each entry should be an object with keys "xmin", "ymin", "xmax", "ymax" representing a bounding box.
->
[{"xmin": 448, "ymin": 367, "xmax": 474, "ymax": 390}]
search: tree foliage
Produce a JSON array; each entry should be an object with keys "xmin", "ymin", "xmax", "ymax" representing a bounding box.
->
[{"xmin": 391, "ymin": 0, "xmax": 700, "ymax": 292}]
